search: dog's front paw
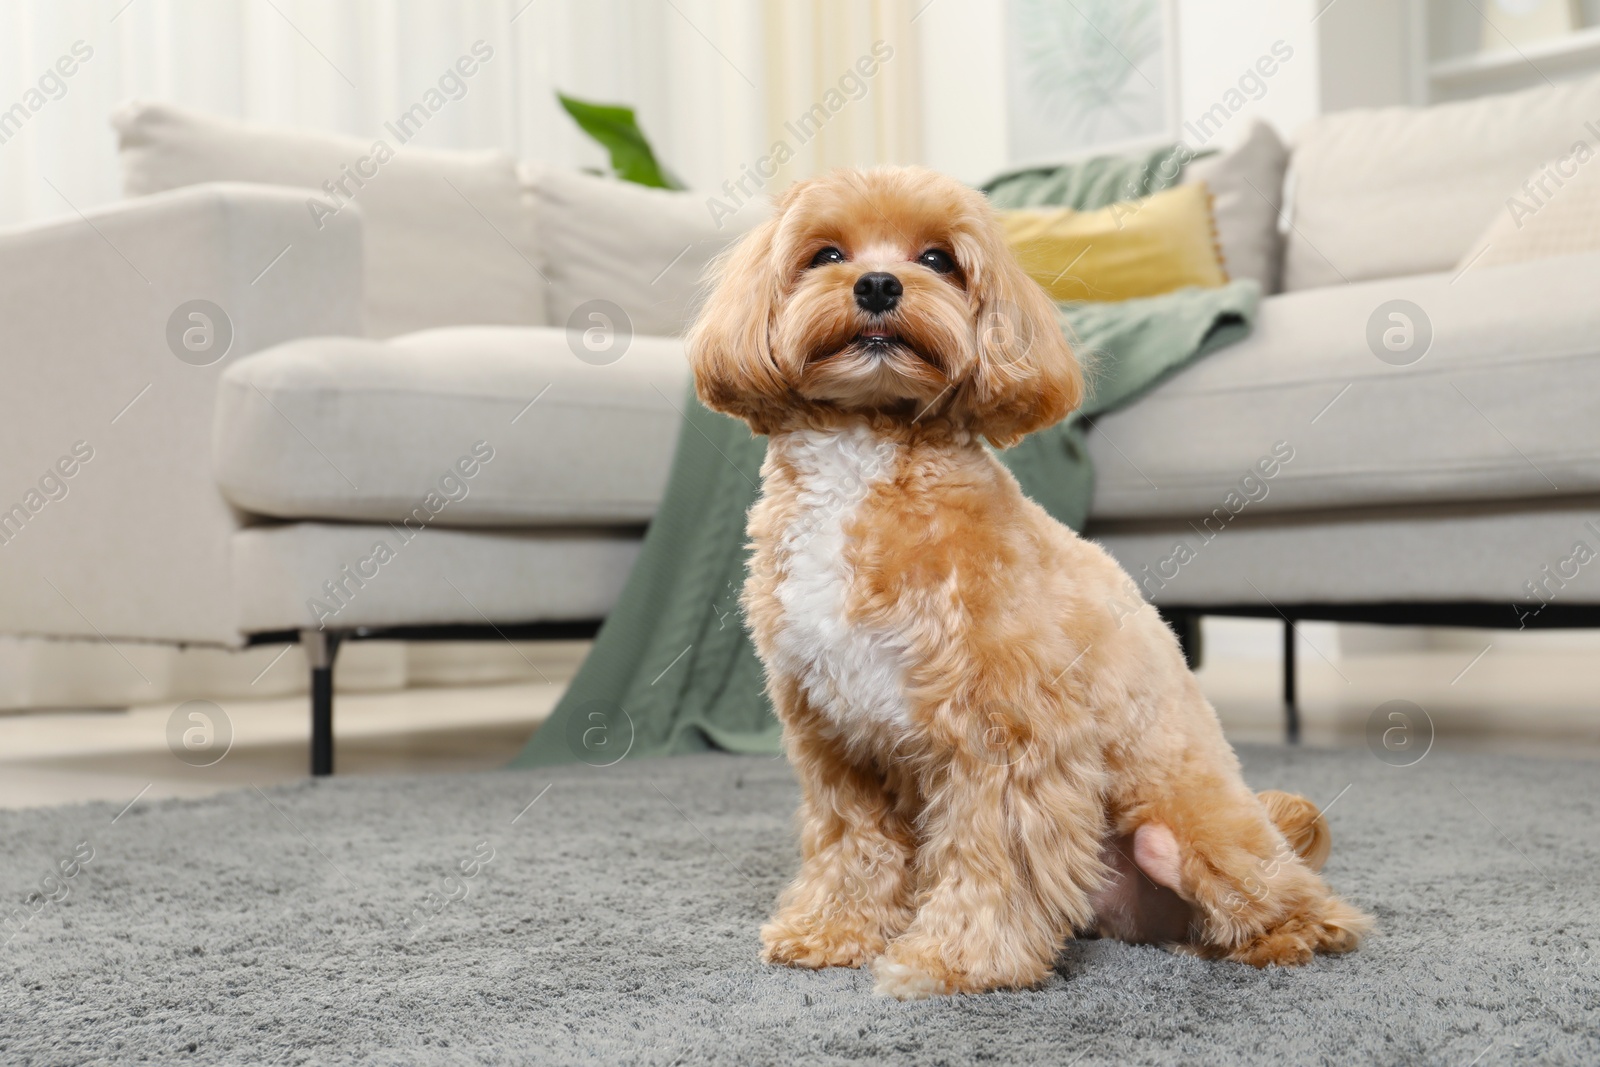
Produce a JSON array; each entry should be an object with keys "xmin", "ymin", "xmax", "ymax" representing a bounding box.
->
[
  {"xmin": 872, "ymin": 934, "xmax": 1054, "ymax": 998},
  {"xmin": 870, "ymin": 951, "xmax": 954, "ymax": 1000},
  {"xmin": 761, "ymin": 915, "xmax": 886, "ymax": 970}
]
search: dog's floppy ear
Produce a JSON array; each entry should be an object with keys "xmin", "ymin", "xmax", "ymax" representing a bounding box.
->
[
  {"xmin": 686, "ymin": 208, "xmax": 791, "ymax": 435},
  {"xmin": 953, "ymin": 204, "xmax": 1084, "ymax": 449}
]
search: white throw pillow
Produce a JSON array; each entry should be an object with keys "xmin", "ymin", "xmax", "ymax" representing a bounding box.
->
[
  {"xmin": 1183, "ymin": 120, "xmax": 1289, "ymax": 294},
  {"xmin": 113, "ymin": 101, "xmax": 545, "ymax": 338},
  {"xmin": 1460, "ymin": 151, "xmax": 1600, "ymax": 270},
  {"xmin": 1283, "ymin": 72, "xmax": 1600, "ymax": 290},
  {"xmin": 524, "ymin": 165, "xmax": 770, "ymax": 338}
]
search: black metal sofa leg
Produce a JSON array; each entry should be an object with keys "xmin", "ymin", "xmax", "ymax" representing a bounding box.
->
[
  {"xmin": 1283, "ymin": 620, "xmax": 1301, "ymax": 745},
  {"xmin": 1158, "ymin": 608, "xmax": 1204, "ymax": 671},
  {"xmin": 302, "ymin": 630, "xmax": 343, "ymax": 776}
]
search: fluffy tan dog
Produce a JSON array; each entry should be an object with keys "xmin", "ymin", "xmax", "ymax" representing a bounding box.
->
[{"xmin": 686, "ymin": 165, "xmax": 1370, "ymax": 999}]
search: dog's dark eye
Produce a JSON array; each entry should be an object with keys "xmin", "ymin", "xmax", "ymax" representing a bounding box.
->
[
  {"xmin": 917, "ymin": 249, "xmax": 955, "ymax": 274},
  {"xmin": 809, "ymin": 246, "xmax": 845, "ymax": 268}
]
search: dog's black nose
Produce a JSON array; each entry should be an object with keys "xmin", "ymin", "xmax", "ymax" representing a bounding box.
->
[{"xmin": 853, "ymin": 271, "xmax": 903, "ymax": 314}]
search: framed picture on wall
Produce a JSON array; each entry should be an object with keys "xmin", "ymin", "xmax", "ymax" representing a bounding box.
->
[{"xmin": 1003, "ymin": 0, "xmax": 1179, "ymax": 165}]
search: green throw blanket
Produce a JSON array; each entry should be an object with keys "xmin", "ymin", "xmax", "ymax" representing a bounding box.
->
[{"xmin": 511, "ymin": 148, "xmax": 1256, "ymax": 769}]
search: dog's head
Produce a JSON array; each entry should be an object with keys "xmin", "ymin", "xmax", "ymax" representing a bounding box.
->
[{"xmin": 687, "ymin": 166, "xmax": 1082, "ymax": 447}]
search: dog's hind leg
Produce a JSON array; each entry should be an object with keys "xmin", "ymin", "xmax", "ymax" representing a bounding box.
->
[
  {"xmin": 1130, "ymin": 788, "xmax": 1330, "ymax": 891},
  {"xmin": 1133, "ymin": 774, "xmax": 1371, "ymax": 967}
]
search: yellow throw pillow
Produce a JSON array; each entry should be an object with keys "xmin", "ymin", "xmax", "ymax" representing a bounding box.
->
[{"xmin": 1000, "ymin": 183, "xmax": 1228, "ymax": 303}]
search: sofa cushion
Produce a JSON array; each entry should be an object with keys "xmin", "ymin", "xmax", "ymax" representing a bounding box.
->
[
  {"xmin": 1001, "ymin": 183, "xmax": 1227, "ymax": 302},
  {"xmin": 1183, "ymin": 120, "xmax": 1288, "ymax": 294},
  {"xmin": 1283, "ymin": 73, "xmax": 1600, "ymax": 290},
  {"xmin": 1464, "ymin": 150, "xmax": 1600, "ymax": 270},
  {"xmin": 114, "ymin": 101, "xmax": 544, "ymax": 338},
  {"xmin": 232, "ymin": 522, "xmax": 640, "ymax": 633},
  {"xmin": 1092, "ymin": 497, "xmax": 1600, "ymax": 608},
  {"xmin": 1085, "ymin": 250, "xmax": 1600, "ymax": 522},
  {"xmin": 523, "ymin": 164, "xmax": 769, "ymax": 338},
  {"xmin": 215, "ymin": 327, "xmax": 687, "ymax": 526}
]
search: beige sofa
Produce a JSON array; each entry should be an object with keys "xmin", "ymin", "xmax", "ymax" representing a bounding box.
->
[
  {"xmin": 1088, "ymin": 76, "xmax": 1600, "ymax": 647},
  {"xmin": 3, "ymin": 80, "xmax": 1598, "ymax": 771}
]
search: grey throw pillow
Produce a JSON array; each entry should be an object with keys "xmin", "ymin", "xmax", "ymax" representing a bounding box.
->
[{"xmin": 1184, "ymin": 120, "xmax": 1289, "ymax": 294}]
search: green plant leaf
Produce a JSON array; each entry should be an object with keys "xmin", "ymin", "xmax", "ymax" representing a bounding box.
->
[{"xmin": 557, "ymin": 93, "xmax": 684, "ymax": 190}]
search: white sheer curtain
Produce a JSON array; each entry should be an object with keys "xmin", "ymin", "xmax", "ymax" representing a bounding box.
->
[
  {"xmin": 758, "ymin": 0, "xmax": 922, "ymax": 188},
  {"xmin": 0, "ymin": 0, "xmax": 924, "ymax": 709},
  {"xmin": 0, "ymin": 0, "xmax": 780, "ymax": 227},
  {"xmin": 0, "ymin": 0, "xmax": 925, "ymax": 228}
]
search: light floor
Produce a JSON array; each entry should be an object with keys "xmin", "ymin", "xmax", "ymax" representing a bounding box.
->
[{"xmin": 1, "ymin": 628, "xmax": 1597, "ymax": 810}]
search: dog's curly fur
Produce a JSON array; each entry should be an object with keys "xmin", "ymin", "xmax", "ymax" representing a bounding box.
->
[{"xmin": 686, "ymin": 165, "xmax": 1371, "ymax": 999}]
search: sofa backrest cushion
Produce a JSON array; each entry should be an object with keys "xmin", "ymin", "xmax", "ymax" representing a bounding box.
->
[
  {"xmin": 113, "ymin": 101, "xmax": 545, "ymax": 338},
  {"xmin": 1283, "ymin": 73, "xmax": 1600, "ymax": 291},
  {"xmin": 524, "ymin": 164, "xmax": 769, "ymax": 338}
]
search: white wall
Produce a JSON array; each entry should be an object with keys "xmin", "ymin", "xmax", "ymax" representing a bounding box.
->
[
  {"xmin": 1316, "ymin": 0, "xmax": 1415, "ymax": 111},
  {"xmin": 914, "ymin": 0, "xmax": 1009, "ymax": 184},
  {"xmin": 1173, "ymin": 0, "xmax": 1323, "ymax": 148}
]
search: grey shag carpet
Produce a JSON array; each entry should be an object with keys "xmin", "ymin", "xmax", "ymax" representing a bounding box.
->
[{"xmin": 2, "ymin": 745, "xmax": 1597, "ymax": 1066}]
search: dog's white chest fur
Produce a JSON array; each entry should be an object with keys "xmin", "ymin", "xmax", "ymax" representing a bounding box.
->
[{"xmin": 767, "ymin": 426, "xmax": 913, "ymax": 734}]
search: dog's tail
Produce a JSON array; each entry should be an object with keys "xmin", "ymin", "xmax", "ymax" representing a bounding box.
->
[{"xmin": 1257, "ymin": 789, "xmax": 1332, "ymax": 872}]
